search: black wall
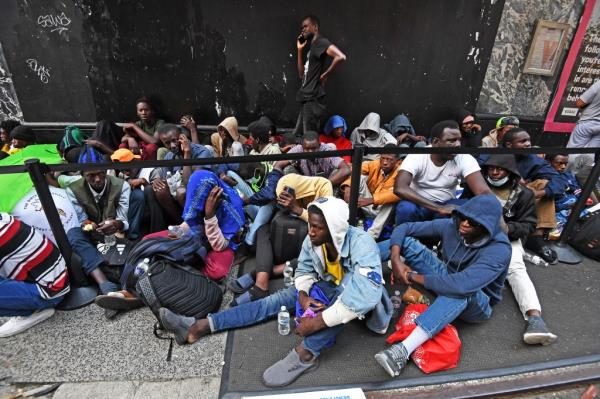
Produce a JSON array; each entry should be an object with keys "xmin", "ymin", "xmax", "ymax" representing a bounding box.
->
[{"xmin": 0, "ymin": 0, "xmax": 505, "ymax": 134}]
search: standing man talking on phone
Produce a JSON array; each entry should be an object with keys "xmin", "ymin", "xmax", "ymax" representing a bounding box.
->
[{"xmin": 293, "ymin": 15, "xmax": 347, "ymax": 142}]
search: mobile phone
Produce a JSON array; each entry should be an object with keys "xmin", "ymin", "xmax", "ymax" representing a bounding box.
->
[
  {"xmin": 298, "ymin": 34, "xmax": 306, "ymax": 44},
  {"xmin": 285, "ymin": 186, "xmax": 296, "ymax": 197}
]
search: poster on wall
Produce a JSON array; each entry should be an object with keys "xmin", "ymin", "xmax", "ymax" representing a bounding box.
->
[{"xmin": 544, "ymin": 0, "xmax": 600, "ymax": 132}]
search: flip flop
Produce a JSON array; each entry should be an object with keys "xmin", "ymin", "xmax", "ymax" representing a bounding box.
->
[
  {"xmin": 226, "ymin": 273, "xmax": 255, "ymax": 294},
  {"xmin": 95, "ymin": 291, "xmax": 144, "ymax": 310}
]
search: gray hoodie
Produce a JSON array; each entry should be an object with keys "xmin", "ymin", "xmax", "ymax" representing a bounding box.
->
[{"xmin": 349, "ymin": 113, "xmax": 396, "ymax": 160}]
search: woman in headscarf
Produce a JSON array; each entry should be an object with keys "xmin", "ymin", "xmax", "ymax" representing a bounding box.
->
[
  {"xmin": 320, "ymin": 115, "xmax": 352, "ymax": 163},
  {"xmin": 176, "ymin": 170, "xmax": 246, "ymax": 280},
  {"xmin": 85, "ymin": 120, "xmax": 123, "ymax": 155},
  {"xmin": 456, "ymin": 109, "xmax": 483, "ymax": 148}
]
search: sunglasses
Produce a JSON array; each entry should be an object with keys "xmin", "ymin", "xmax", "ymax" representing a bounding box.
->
[{"xmin": 458, "ymin": 215, "xmax": 482, "ymax": 228}]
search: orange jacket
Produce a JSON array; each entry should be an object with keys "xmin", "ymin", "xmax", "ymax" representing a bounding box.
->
[{"xmin": 342, "ymin": 159, "xmax": 402, "ymax": 205}]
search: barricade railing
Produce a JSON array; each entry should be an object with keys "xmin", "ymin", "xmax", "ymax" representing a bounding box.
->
[{"xmin": 0, "ymin": 145, "xmax": 598, "ymax": 307}]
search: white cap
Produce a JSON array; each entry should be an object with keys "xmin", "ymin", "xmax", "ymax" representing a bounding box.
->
[{"xmin": 280, "ymin": 306, "xmax": 286, "ymax": 311}]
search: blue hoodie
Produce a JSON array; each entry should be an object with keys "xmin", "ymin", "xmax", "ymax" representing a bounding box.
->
[{"xmin": 390, "ymin": 194, "xmax": 511, "ymax": 306}]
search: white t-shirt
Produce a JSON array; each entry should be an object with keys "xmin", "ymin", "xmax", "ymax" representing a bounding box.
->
[
  {"xmin": 12, "ymin": 187, "xmax": 79, "ymax": 245},
  {"xmin": 400, "ymin": 154, "xmax": 481, "ymax": 203}
]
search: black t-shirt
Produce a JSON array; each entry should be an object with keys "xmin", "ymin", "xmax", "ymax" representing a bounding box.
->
[{"xmin": 296, "ymin": 36, "xmax": 331, "ymax": 103}]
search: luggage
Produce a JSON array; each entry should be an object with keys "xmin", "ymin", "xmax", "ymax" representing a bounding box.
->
[
  {"xmin": 568, "ymin": 210, "xmax": 600, "ymax": 261},
  {"xmin": 121, "ymin": 235, "xmax": 203, "ymax": 291},
  {"xmin": 136, "ymin": 259, "xmax": 223, "ymax": 321},
  {"xmin": 270, "ymin": 211, "xmax": 308, "ymax": 265}
]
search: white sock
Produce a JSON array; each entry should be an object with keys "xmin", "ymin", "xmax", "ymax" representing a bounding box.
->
[{"xmin": 401, "ymin": 325, "xmax": 429, "ymax": 355}]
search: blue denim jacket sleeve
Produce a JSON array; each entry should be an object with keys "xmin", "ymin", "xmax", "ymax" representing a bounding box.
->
[
  {"xmin": 248, "ymin": 169, "xmax": 283, "ymax": 206},
  {"xmin": 337, "ymin": 230, "xmax": 384, "ymax": 317},
  {"xmin": 295, "ymin": 236, "xmax": 320, "ymax": 283}
]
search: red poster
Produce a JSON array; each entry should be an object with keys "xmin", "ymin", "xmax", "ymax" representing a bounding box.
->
[{"xmin": 545, "ymin": 0, "xmax": 598, "ymax": 132}]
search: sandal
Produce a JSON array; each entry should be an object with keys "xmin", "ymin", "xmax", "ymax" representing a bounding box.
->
[
  {"xmin": 226, "ymin": 273, "xmax": 255, "ymax": 294},
  {"xmin": 231, "ymin": 286, "xmax": 269, "ymax": 307}
]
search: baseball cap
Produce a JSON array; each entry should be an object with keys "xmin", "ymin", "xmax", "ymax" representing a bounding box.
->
[
  {"xmin": 496, "ymin": 116, "xmax": 520, "ymax": 129},
  {"xmin": 111, "ymin": 148, "xmax": 141, "ymax": 162}
]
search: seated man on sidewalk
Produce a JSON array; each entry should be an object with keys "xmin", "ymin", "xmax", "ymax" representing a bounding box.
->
[
  {"xmin": 341, "ymin": 144, "xmax": 401, "ymax": 240},
  {"xmin": 275, "ymin": 131, "xmax": 350, "ymax": 187},
  {"xmin": 394, "ymin": 120, "xmax": 490, "ymax": 225},
  {"xmin": 482, "ymin": 154, "xmax": 557, "ymax": 345},
  {"xmin": 159, "ymin": 197, "xmax": 392, "ymax": 387},
  {"xmin": 492, "ymin": 128, "xmax": 567, "ymax": 263},
  {"xmin": 66, "ymin": 160, "xmax": 131, "ymax": 294},
  {"xmin": 0, "ymin": 213, "xmax": 70, "ymax": 337},
  {"xmin": 375, "ymin": 194, "xmax": 511, "ymax": 377}
]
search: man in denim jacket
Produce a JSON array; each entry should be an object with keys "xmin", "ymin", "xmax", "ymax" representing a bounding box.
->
[{"xmin": 158, "ymin": 196, "xmax": 392, "ymax": 387}]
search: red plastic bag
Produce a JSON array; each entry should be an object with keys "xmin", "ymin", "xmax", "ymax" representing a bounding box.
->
[{"xmin": 386, "ymin": 303, "xmax": 461, "ymax": 373}]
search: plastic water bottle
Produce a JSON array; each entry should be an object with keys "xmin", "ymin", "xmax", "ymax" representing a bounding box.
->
[
  {"xmin": 283, "ymin": 264, "xmax": 294, "ymax": 287},
  {"xmin": 166, "ymin": 171, "xmax": 180, "ymax": 196},
  {"xmin": 104, "ymin": 234, "xmax": 116, "ymax": 247},
  {"xmin": 134, "ymin": 258, "xmax": 150, "ymax": 277},
  {"xmin": 168, "ymin": 225, "xmax": 184, "ymax": 239},
  {"xmin": 390, "ymin": 290, "xmax": 402, "ymax": 310},
  {"xmin": 278, "ymin": 306, "xmax": 290, "ymax": 336},
  {"xmin": 523, "ymin": 252, "xmax": 549, "ymax": 267}
]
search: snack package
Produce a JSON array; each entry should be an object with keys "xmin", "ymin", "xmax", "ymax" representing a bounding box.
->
[{"xmin": 402, "ymin": 286, "xmax": 430, "ymax": 305}]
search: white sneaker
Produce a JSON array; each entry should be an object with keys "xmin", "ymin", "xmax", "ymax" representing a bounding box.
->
[{"xmin": 0, "ymin": 308, "xmax": 55, "ymax": 337}]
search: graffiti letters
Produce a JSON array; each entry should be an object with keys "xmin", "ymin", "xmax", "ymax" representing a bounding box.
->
[
  {"xmin": 26, "ymin": 59, "xmax": 51, "ymax": 84},
  {"xmin": 37, "ymin": 12, "xmax": 71, "ymax": 34}
]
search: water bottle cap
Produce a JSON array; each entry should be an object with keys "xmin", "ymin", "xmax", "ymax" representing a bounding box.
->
[
  {"xmin": 143, "ymin": 258, "xmax": 150, "ymax": 263},
  {"xmin": 394, "ymin": 290, "xmax": 400, "ymax": 295},
  {"xmin": 280, "ymin": 306, "xmax": 286, "ymax": 311}
]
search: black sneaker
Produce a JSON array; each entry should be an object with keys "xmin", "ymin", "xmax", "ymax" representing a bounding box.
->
[
  {"xmin": 374, "ymin": 342, "xmax": 409, "ymax": 377},
  {"xmin": 523, "ymin": 316, "xmax": 557, "ymax": 346}
]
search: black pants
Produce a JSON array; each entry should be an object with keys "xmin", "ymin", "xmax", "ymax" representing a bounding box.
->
[
  {"xmin": 144, "ymin": 188, "xmax": 182, "ymax": 233},
  {"xmin": 293, "ymin": 98, "xmax": 326, "ymax": 141},
  {"xmin": 254, "ymin": 223, "xmax": 298, "ymax": 275}
]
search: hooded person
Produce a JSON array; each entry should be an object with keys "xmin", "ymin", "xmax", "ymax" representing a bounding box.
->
[
  {"xmin": 320, "ymin": 115, "xmax": 352, "ymax": 163},
  {"xmin": 210, "ymin": 116, "xmax": 247, "ymax": 158},
  {"xmin": 456, "ymin": 108, "xmax": 483, "ymax": 148},
  {"xmin": 349, "ymin": 113, "xmax": 396, "ymax": 160},
  {"xmin": 375, "ymin": 194, "xmax": 511, "ymax": 377},
  {"xmin": 384, "ymin": 114, "xmax": 427, "ymax": 152},
  {"xmin": 157, "ymin": 196, "xmax": 392, "ymax": 388},
  {"xmin": 482, "ymin": 154, "xmax": 557, "ymax": 346},
  {"xmin": 275, "ymin": 174, "xmax": 333, "ymax": 222}
]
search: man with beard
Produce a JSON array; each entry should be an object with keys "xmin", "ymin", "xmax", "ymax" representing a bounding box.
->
[
  {"xmin": 482, "ymin": 154, "xmax": 557, "ymax": 345},
  {"xmin": 293, "ymin": 15, "xmax": 346, "ymax": 141},
  {"xmin": 145, "ymin": 124, "xmax": 214, "ymax": 232},
  {"xmin": 393, "ymin": 120, "xmax": 490, "ymax": 225}
]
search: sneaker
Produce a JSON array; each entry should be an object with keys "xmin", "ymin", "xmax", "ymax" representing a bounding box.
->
[
  {"xmin": 158, "ymin": 308, "xmax": 196, "ymax": 345},
  {"xmin": 0, "ymin": 308, "xmax": 55, "ymax": 338},
  {"xmin": 523, "ymin": 316, "xmax": 558, "ymax": 346},
  {"xmin": 375, "ymin": 342, "xmax": 409, "ymax": 377},
  {"xmin": 262, "ymin": 349, "xmax": 318, "ymax": 387}
]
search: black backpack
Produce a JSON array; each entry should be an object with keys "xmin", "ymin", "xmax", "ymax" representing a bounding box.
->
[
  {"xmin": 135, "ymin": 259, "xmax": 223, "ymax": 321},
  {"xmin": 270, "ymin": 211, "xmax": 308, "ymax": 265},
  {"xmin": 121, "ymin": 236, "xmax": 223, "ymax": 321},
  {"xmin": 568, "ymin": 210, "xmax": 600, "ymax": 261}
]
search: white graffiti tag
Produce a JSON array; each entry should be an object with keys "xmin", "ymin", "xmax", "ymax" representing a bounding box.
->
[
  {"xmin": 37, "ymin": 12, "xmax": 71, "ymax": 34},
  {"xmin": 26, "ymin": 59, "xmax": 51, "ymax": 84}
]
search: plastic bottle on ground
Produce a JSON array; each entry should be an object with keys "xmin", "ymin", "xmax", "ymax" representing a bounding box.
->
[
  {"xmin": 523, "ymin": 252, "xmax": 549, "ymax": 267},
  {"xmin": 390, "ymin": 290, "xmax": 402, "ymax": 310},
  {"xmin": 278, "ymin": 306, "xmax": 290, "ymax": 336},
  {"xmin": 168, "ymin": 225, "xmax": 184, "ymax": 239}
]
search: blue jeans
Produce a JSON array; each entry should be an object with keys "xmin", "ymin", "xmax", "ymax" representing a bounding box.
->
[
  {"xmin": 0, "ymin": 277, "xmax": 64, "ymax": 316},
  {"xmin": 208, "ymin": 286, "xmax": 344, "ymax": 357},
  {"xmin": 399, "ymin": 237, "xmax": 492, "ymax": 338},
  {"xmin": 128, "ymin": 188, "xmax": 145, "ymax": 240},
  {"xmin": 67, "ymin": 227, "xmax": 104, "ymax": 274},
  {"xmin": 395, "ymin": 198, "xmax": 466, "ymax": 225},
  {"xmin": 226, "ymin": 171, "xmax": 275, "ymax": 246}
]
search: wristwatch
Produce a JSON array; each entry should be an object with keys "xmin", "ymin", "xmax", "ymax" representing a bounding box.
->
[{"xmin": 407, "ymin": 271, "xmax": 418, "ymax": 283}]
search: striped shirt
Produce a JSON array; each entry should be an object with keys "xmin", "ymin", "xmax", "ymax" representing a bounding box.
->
[{"xmin": 0, "ymin": 213, "xmax": 69, "ymax": 299}]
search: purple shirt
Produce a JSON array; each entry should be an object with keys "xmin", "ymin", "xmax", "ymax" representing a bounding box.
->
[{"xmin": 287, "ymin": 143, "xmax": 344, "ymax": 178}]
